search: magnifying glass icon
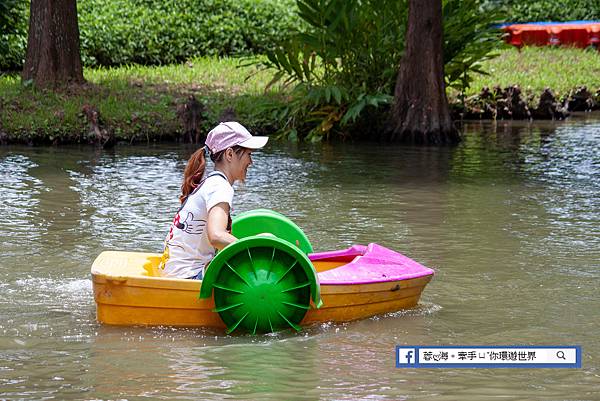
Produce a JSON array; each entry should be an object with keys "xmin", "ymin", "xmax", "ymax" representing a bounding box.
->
[{"xmin": 556, "ymin": 351, "xmax": 566, "ymax": 360}]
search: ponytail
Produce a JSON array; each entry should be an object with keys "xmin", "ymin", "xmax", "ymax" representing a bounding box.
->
[{"xmin": 180, "ymin": 147, "xmax": 206, "ymax": 204}]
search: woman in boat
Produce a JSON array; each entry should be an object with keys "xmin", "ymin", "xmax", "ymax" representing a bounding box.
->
[{"xmin": 160, "ymin": 121, "xmax": 268, "ymax": 279}]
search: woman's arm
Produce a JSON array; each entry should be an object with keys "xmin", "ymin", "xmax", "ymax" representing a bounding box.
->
[{"xmin": 207, "ymin": 202, "xmax": 237, "ymax": 250}]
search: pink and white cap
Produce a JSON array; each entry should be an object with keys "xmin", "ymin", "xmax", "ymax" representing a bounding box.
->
[{"xmin": 205, "ymin": 122, "xmax": 268, "ymax": 154}]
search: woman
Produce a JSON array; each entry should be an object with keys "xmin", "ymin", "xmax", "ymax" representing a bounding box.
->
[{"xmin": 161, "ymin": 121, "xmax": 268, "ymax": 279}]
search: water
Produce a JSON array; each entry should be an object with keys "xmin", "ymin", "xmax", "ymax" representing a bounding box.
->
[{"xmin": 1, "ymin": 117, "xmax": 599, "ymax": 400}]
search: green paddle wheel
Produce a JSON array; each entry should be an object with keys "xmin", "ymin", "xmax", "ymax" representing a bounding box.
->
[{"xmin": 199, "ymin": 210, "xmax": 321, "ymax": 334}]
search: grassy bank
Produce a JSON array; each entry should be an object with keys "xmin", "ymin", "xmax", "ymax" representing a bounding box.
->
[
  {"xmin": 466, "ymin": 46, "xmax": 600, "ymax": 96},
  {"xmin": 0, "ymin": 57, "xmax": 284, "ymax": 144},
  {"xmin": 2, "ymin": 47, "xmax": 600, "ymax": 145}
]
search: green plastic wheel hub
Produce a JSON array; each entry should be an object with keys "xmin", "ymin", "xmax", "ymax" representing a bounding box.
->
[{"xmin": 199, "ymin": 235, "xmax": 321, "ymax": 334}]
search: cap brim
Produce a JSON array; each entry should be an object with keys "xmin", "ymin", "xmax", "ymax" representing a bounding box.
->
[{"xmin": 238, "ymin": 136, "xmax": 268, "ymax": 150}]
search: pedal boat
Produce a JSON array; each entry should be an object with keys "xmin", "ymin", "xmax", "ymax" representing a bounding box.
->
[{"xmin": 91, "ymin": 242, "xmax": 434, "ymax": 330}]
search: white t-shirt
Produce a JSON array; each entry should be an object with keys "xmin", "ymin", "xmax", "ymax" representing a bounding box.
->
[{"xmin": 161, "ymin": 171, "xmax": 233, "ymax": 279}]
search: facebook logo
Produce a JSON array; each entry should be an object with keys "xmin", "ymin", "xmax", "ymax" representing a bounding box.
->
[{"xmin": 397, "ymin": 347, "xmax": 418, "ymax": 367}]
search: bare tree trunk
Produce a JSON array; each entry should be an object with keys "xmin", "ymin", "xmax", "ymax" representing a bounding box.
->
[
  {"xmin": 22, "ymin": 0, "xmax": 84, "ymax": 88},
  {"xmin": 388, "ymin": 0, "xmax": 460, "ymax": 145}
]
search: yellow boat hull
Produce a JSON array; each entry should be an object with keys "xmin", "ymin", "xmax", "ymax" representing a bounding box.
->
[{"xmin": 92, "ymin": 250, "xmax": 433, "ymax": 328}]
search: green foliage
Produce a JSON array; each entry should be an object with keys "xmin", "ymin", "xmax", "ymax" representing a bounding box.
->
[
  {"xmin": 260, "ymin": 0, "xmax": 406, "ymax": 91},
  {"xmin": 443, "ymin": 0, "xmax": 504, "ymax": 96},
  {"xmin": 0, "ymin": 0, "xmax": 27, "ymax": 71},
  {"xmin": 0, "ymin": 0, "xmax": 302, "ymax": 70},
  {"xmin": 257, "ymin": 0, "xmax": 405, "ymax": 141},
  {"xmin": 78, "ymin": 0, "xmax": 302, "ymax": 67},
  {"xmin": 1, "ymin": 0, "xmax": 14, "ymax": 30},
  {"xmin": 488, "ymin": 0, "xmax": 600, "ymax": 22},
  {"xmin": 258, "ymin": 0, "xmax": 502, "ymax": 141},
  {"xmin": 0, "ymin": 0, "xmax": 20, "ymax": 32}
]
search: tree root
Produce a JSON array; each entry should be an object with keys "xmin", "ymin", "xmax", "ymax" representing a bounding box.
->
[
  {"xmin": 454, "ymin": 85, "xmax": 600, "ymax": 121},
  {"xmin": 82, "ymin": 104, "xmax": 115, "ymax": 148},
  {"xmin": 176, "ymin": 95, "xmax": 206, "ymax": 144}
]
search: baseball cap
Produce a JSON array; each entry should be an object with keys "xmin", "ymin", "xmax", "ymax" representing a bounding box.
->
[{"xmin": 205, "ymin": 122, "xmax": 268, "ymax": 154}]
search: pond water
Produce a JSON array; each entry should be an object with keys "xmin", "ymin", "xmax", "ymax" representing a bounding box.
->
[{"xmin": 0, "ymin": 116, "xmax": 599, "ymax": 400}]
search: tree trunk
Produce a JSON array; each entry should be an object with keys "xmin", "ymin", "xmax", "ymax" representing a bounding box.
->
[
  {"xmin": 388, "ymin": 0, "xmax": 460, "ymax": 145},
  {"xmin": 22, "ymin": 0, "xmax": 84, "ymax": 88}
]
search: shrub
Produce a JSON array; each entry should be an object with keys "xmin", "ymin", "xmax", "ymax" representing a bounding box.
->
[
  {"xmin": 0, "ymin": 0, "xmax": 302, "ymax": 70},
  {"xmin": 485, "ymin": 0, "xmax": 600, "ymax": 22},
  {"xmin": 258, "ymin": 0, "xmax": 503, "ymax": 141},
  {"xmin": 0, "ymin": 0, "xmax": 28, "ymax": 71},
  {"xmin": 443, "ymin": 0, "xmax": 503, "ymax": 96},
  {"xmin": 78, "ymin": 0, "xmax": 303, "ymax": 66}
]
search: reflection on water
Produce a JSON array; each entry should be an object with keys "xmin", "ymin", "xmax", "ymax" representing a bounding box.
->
[{"xmin": 1, "ymin": 117, "xmax": 599, "ymax": 399}]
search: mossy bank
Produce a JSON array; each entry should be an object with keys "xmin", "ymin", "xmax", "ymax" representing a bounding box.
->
[
  {"xmin": 2, "ymin": 47, "xmax": 600, "ymax": 145},
  {"xmin": 0, "ymin": 57, "xmax": 285, "ymax": 145}
]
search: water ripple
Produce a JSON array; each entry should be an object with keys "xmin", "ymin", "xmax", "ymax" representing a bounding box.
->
[{"xmin": 0, "ymin": 118, "xmax": 599, "ymax": 399}]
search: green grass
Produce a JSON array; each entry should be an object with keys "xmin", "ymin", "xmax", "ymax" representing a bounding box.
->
[
  {"xmin": 467, "ymin": 46, "xmax": 600, "ymax": 96},
  {"xmin": 86, "ymin": 57, "xmax": 274, "ymax": 94},
  {"xmin": 0, "ymin": 56, "xmax": 284, "ymax": 144}
]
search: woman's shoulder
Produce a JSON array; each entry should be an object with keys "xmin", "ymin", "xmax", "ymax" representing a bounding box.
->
[
  {"xmin": 205, "ymin": 171, "xmax": 231, "ymax": 185},
  {"xmin": 200, "ymin": 173, "xmax": 233, "ymax": 196}
]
